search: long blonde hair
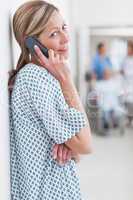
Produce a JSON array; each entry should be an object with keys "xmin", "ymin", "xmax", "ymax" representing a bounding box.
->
[{"xmin": 8, "ymin": 0, "xmax": 58, "ymax": 93}]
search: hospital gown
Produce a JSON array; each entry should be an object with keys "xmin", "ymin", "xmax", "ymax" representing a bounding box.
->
[{"xmin": 10, "ymin": 63, "xmax": 87, "ymax": 200}]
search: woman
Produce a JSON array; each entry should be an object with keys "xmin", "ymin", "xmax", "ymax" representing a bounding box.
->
[{"xmin": 9, "ymin": 1, "xmax": 92, "ymax": 199}]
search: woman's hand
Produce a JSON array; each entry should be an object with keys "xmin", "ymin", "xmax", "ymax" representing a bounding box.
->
[
  {"xmin": 52, "ymin": 144, "xmax": 72, "ymax": 165},
  {"xmin": 34, "ymin": 46, "xmax": 71, "ymax": 82},
  {"xmin": 52, "ymin": 144, "xmax": 80, "ymax": 165}
]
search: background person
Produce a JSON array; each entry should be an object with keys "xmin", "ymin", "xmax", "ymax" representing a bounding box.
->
[
  {"xmin": 121, "ymin": 40, "xmax": 133, "ymax": 126},
  {"xmin": 91, "ymin": 42, "xmax": 113, "ymax": 80}
]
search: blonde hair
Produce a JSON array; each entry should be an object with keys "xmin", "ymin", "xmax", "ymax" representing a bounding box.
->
[{"xmin": 8, "ymin": 0, "xmax": 58, "ymax": 93}]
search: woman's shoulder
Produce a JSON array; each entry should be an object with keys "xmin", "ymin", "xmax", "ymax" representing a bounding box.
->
[
  {"xmin": 17, "ymin": 62, "xmax": 60, "ymax": 89},
  {"xmin": 18, "ymin": 62, "xmax": 48, "ymax": 78},
  {"xmin": 18, "ymin": 63, "xmax": 57, "ymax": 81}
]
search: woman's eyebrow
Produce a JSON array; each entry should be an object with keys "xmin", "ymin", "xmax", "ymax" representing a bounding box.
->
[
  {"xmin": 50, "ymin": 26, "xmax": 59, "ymax": 31},
  {"xmin": 49, "ymin": 22, "xmax": 66, "ymax": 32}
]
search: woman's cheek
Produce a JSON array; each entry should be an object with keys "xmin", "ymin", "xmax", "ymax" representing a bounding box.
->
[{"xmin": 51, "ymin": 39, "xmax": 60, "ymax": 50}]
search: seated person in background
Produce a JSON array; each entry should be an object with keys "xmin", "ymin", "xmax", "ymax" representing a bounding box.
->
[
  {"xmin": 91, "ymin": 42, "xmax": 113, "ymax": 80},
  {"xmin": 94, "ymin": 74, "xmax": 124, "ymax": 129}
]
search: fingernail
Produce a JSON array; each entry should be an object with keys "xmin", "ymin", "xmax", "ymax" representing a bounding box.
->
[{"xmin": 34, "ymin": 45, "xmax": 38, "ymax": 49}]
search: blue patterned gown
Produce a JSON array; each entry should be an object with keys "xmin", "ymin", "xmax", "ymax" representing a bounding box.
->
[{"xmin": 10, "ymin": 63, "xmax": 87, "ymax": 200}]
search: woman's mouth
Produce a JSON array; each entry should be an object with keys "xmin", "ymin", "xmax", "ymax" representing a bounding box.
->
[{"xmin": 58, "ymin": 48, "xmax": 68, "ymax": 53}]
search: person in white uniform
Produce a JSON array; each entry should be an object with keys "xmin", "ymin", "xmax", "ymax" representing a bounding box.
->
[{"xmin": 121, "ymin": 40, "xmax": 133, "ymax": 126}]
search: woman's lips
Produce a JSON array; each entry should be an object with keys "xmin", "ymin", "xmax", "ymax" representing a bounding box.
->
[{"xmin": 58, "ymin": 48, "xmax": 68, "ymax": 53}]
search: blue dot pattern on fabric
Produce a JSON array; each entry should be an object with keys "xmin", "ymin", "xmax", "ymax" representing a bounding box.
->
[{"xmin": 10, "ymin": 63, "xmax": 87, "ymax": 200}]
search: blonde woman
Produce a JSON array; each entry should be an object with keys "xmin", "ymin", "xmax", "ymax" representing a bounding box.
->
[{"xmin": 9, "ymin": 1, "xmax": 92, "ymax": 199}]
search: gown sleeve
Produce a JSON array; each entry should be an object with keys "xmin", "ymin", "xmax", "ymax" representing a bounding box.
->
[{"xmin": 25, "ymin": 64, "xmax": 87, "ymax": 144}]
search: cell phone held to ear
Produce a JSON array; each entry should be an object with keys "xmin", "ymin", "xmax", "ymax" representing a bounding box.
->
[{"xmin": 25, "ymin": 36, "xmax": 49, "ymax": 58}]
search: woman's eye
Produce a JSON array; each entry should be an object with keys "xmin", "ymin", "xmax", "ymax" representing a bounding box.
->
[
  {"xmin": 50, "ymin": 32, "xmax": 58, "ymax": 37},
  {"xmin": 63, "ymin": 24, "xmax": 68, "ymax": 31}
]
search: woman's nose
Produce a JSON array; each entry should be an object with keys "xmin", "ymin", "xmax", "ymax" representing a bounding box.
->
[{"xmin": 61, "ymin": 32, "xmax": 69, "ymax": 44}]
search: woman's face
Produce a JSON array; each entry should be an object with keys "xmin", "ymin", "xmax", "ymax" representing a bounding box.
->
[{"xmin": 38, "ymin": 11, "xmax": 70, "ymax": 59}]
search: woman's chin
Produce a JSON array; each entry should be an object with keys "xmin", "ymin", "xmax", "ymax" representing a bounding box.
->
[
  {"xmin": 56, "ymin": 50, "xmax": 69, "ymax": 59},
  {"xmin": 64, "ymin": 53, "xmax": 69, "ymax": 59},
  {"xmin": 61, "ymin": 52, "xmax": 69, "ymax": 59}
]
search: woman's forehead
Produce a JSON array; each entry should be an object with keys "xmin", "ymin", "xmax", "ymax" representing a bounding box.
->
[{"xmin": 45, "ymin": 11, "xmax": 65, "ymax": 31}]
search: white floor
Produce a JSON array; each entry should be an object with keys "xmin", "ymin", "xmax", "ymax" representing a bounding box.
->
[{"xmin": 77, "ymin": 128, "xmax": 133, "ymax": 200}]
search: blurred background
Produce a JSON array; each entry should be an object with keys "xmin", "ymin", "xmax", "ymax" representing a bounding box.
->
[{"xmin": 0, "ymin": 0, "xmax": 133, "ymax": 200}]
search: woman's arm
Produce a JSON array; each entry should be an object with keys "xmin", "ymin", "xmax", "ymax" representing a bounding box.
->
[
  {"xmin": 59, "ymin": 75, "xmax": 92, "ymax": 154},
  {"xmin": 34, "ymin": 46, "xmax": 92, "ymax": 155}
]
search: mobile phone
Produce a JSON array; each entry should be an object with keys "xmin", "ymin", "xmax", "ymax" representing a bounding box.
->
[{"xmin": 25, "ymin": 36, "xmax": 49, "ymax": 58}]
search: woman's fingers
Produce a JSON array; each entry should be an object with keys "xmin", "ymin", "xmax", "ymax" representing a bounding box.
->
[
  {"xmin": 57, "ymin": 144, "xmax": 63, "ymax": 164},
  {"xmin": 62, "ymin": 146, "xmax": 68, "ymax": 163},
  {"xmin": 55, "ymin": 54, "xmax": 60, "ymax": 63},
  {"xmin": 53, "ymin": 144, "xmax": 73, "ymax": 165},
  {"xmin": 34, "ymin": 45, "xmax": 49, "ymax": 67},
  {"xmin": 57, "ymin": 145, "xmax": 72, "ymax": 164},
  {"xmin": 33, "ymin": 52, "xmax": 45, "ymax": 66},
  {"xmin": 34, "ymin": 46, "xmax": 70, "ymax": 82},
  {"xmin": 52, "ymin": 144, "xmax": 58, "ymax": 159},
  {"xmin": 59, "ymin": 54, "xmax": 64, "ymax": 62},
  {"xmin": 48, "ymin": 49, "xmax": 55, "ymax": 62},
  {"xmin": 66, "ymin": 149, "xmax": 72, "ymax": 161}
]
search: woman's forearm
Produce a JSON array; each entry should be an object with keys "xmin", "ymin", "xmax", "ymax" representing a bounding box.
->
[
  {"xmin": 59, "ymin": 75, "xmax": 92, "ymax": 154},
  {"xmin": 59, "ymin": 75, "xmax": 86, "ymax": 113}
]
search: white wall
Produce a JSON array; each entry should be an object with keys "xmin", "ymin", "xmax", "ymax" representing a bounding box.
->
[
  {"xmin": 0, "ymin": 0, "xmax": 13, "ymax": 199},
  {"xmin": 72, "ymin": 0, "xmax": 133, "ymax": 27}
]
